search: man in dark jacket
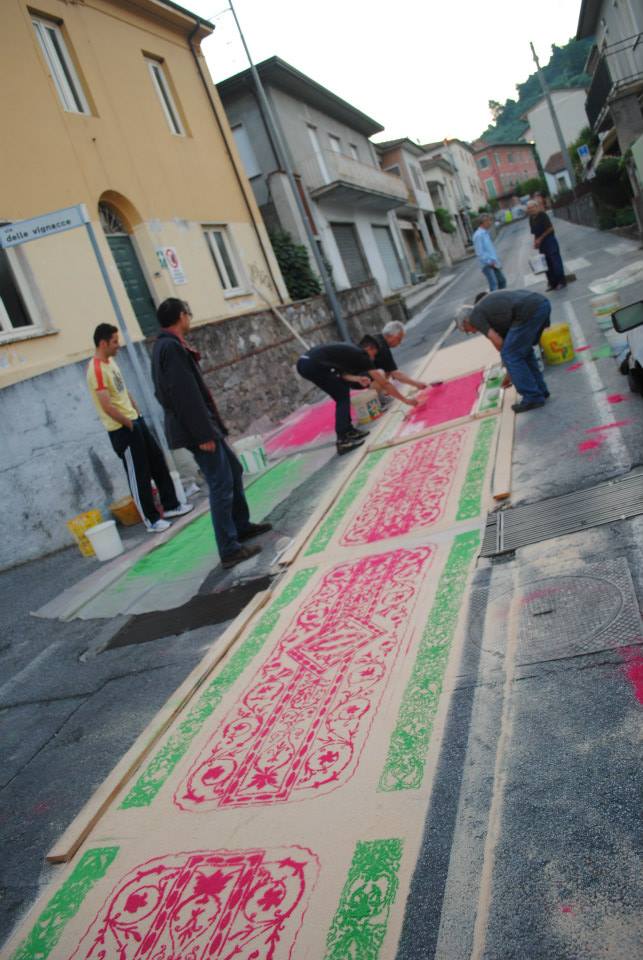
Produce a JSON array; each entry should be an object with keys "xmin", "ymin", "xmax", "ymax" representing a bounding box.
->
[{"xmin": 152, "ymin": 298, "xmax": 270, "ymax": 569}]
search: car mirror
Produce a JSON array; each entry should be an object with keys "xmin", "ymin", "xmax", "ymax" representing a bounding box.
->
[{"xmin": 612, "ymin": 301, "xmax": 643, "ymax": 333}]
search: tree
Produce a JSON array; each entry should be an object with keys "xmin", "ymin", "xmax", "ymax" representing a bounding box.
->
[
  {"xmin": 268, "ymin": 230, "xmax": 321, "ymax": 301},
  {"xmin": 489, "ymin": 100, "xmax": 504, "ymax": 122}
]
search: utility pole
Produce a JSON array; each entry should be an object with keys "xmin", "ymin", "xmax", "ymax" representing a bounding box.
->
[
  {"xmin": 226, "ymin": 1, "xmax": 350, "ymax": 341},
  {"xmin": 530, "ymin": 42, "xmax": 577, "ymax": 189}
]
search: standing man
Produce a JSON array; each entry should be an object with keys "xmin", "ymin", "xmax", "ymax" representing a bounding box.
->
[
  {"xmin": 87, "ymin": 324, "xmax": 193, "ymax": 532},
  {"xmin": 296, "ymin": 340, "xmax": 418, "ymax": 454},
  {"xmin": 358, "ymin": 320, "xmax": 428, "ymax": 394},
  {"xmin": 473, "ymin": 214, "xmax": 507, "ymax": 291},
  {"xmin": 455, "ymin": 290, "xmax": 551, "ymax": 413},
  {"xmin": 152, "ymin": 299, "xmax": 271, "ymax": 570},
  {"xmin": 527, "ymin": 197, "xmax": 566, "ymax": 291}
]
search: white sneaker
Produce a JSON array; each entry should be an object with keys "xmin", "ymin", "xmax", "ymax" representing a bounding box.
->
[
  {"xmin": 164, "ymin": 503, "xmax": 194, "ymax": 519},
  {"xmin": 147, "ymin": 518, "xmax": 171, "ymax": 533}
]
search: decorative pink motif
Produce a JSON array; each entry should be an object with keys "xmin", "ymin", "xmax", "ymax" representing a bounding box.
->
[
  {"xmin": 71, "ymin": 846, "xmax": 317, "ymax": 960},
  {"xmin": 176, "ymin": 547, "xmax": 432, "ymax": 810},
  {"xmin": 397, "ymin": 371, "xmax": 483, "ymax": 438},
  {"xmin": 341, "ymin": 429, "xmax": 465, "ymax": 546},
  {"xmin": 265, "ymin": 399, "xmax": 336, "ymax": 453}
]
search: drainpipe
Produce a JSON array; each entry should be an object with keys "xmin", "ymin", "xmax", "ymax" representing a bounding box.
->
[{"xmin": 187, "ymin": 21, "xmax": 286, "ymax": 304}]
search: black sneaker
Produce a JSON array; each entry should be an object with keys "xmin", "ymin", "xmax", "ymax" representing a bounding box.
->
[
  {"xmin": 336, "ymin": 435, "xmax": 367, "ymax": 455},
  {"xmin": 512, "ymin": 400, "xmax": 545, "ymax": 413},
  {"xmin": 221, "ymin": 543, "xmax": 262, "ymax": 569},
  {"xmin": 346, "ymin": 426, "xmax": 368, "ymax": 440},
  {"xmin": 239, "ymin": 522, "xmax": 273, "ymax": 541}
]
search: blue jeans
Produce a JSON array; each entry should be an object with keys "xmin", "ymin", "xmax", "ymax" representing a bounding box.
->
[
  {"xmin": 482, "ymin": 265, "xmax": 507, "ymax": 291},
  {"xmin": 296, "ymin": 356, "xmax": 352, "ymax": 437},
  {"xmin": 500, "ymin": 301, "xmax": 551, "ymax": 404},
  {"xmin": 191, "ymin": 438, "xmax": 251, "ymax": 560}
]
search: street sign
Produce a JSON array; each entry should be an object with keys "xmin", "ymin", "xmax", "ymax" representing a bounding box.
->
[
  {"xmin": 577, "ymin": 144, "xmax": 591, "ymax": 165},
  {"xmin": 160, "ymin": 245, "xmax": 187, "ymax": 285},
  {"xmin": 0, "ymin": 204, "xmax": 89, "ymax": 248}
]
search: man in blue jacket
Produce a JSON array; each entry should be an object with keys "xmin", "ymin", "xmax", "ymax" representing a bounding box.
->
[
  {"xmin": 473, "ymin": 214, "xmax": 507, "ymax": 291},
  {"xmin": 152, "ymin": 298, "xmax": 270, "ymax": 569}
]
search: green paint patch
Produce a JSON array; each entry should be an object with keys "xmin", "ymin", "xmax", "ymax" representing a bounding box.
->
[
  {"xmin": 305, "ymin": 450, "xmax": 386, "ymax": 556},
  {"xmin": 120, "ymin": 566, "xmax": 317, "ymax": 808},
  {"xmin": 456, "ymin": 418, "xmax": 496, "ymax": 521},
  {"xmin": 379, "ymin": 531, "xmax": 480, "ymax": 792},
  {"xmin": 590, "ymin": 344, "xmax": 613, "ymax": 360},
  {"xmin": 123, "ymin": 456, "xmax": 305, "ymax": 583},
  {"xmin": 324, "ymin": 839, "xmax": 403, "ymax": 960},
  {"xmin": 11, "ymin": 847, "xmax": 118, "ymax": 960}
]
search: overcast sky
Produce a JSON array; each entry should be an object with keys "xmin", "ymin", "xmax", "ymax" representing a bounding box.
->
[{"xmin": 188, "ymin": 0, "xmax": 584, "ymax": 144}]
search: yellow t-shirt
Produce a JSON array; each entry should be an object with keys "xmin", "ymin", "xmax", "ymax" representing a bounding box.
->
[{"xmin": 86, "ymin": 357, "xmax": 138, "ymax": 432}]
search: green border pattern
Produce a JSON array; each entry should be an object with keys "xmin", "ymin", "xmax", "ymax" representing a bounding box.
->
[
  {"xmin": 455, "ymin": 418, "xmax": 497, "ymax": 521},
  {"xmin": 379, "ymin": 530, "xmax": 480, "ymax": 791},
  {"xmin": 323, "ymin": 839, "xmax": 403, "ymax": 960},
  {"xmin": 304, "ymin": 450, "xmax": 386, "ymax": 556},
  {"xmin": 11, "ymin": 847, "xmax": 119, "ymax": 960},
  {"xmin": 120, "ymin": 567, "xmax": 317, "ymax": 808}
]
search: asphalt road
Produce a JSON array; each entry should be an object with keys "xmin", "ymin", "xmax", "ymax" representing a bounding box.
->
[{"xmin": 1, "ymin": 218, "xmax": 642, "ymax": 956}]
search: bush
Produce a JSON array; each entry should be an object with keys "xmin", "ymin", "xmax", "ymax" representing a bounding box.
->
[
  {"xmin": 268, "ymin": 230, "xmax": 321, "ymax": 300},
  {"xmin": 420, "ymin": 253, "xmax": 442, "ymax": 278},
  {"xmin": 435, "ymin": 207, "xmax": 456, "ymax": 234}
]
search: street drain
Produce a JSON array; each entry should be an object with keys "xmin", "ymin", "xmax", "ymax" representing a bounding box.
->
[
  {"xmin": 103, "ymin": 575, "xmax": 273, "ymax": 650},
  {"xmin": 481, "ymin": 467, "xmax": 643, "ymax": 556}
]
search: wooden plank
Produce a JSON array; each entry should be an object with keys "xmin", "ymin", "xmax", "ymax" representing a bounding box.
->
[
  {"xmin": 370, "ymin": 405, "xmax": 500, "ymax": 453},
  {"xmin": 492, "ymin": 387, "xmax": 517, "ymax": 501},
  {"xmin": 46, "ymin": 587, "xmax": 273, "ymax": 863}
]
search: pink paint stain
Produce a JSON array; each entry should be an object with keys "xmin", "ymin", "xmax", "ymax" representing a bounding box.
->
[
  {"xmin": 586, "ymin": 420, "xmax": 633, "ymax": 433},
  {"xmin": 561, "ymin": 905, "xmax": 574, "ymax": 915},
  {"xmin": 607, "ymin": 394, "xmax": 627, "ymax": 404},
  {"xmin": 265, "ymin": 399, "xmax": 336, "ymax": 453},
  {"xmin": 619, "ymin": 646, "xmax": 643, "ymax": 705},
  {"xmin": 567, "ymin": 362, "xmax": 584, "ymax": 372},
  {"xmin": 578, "ymin": 438, "xmax": 604, "ymax": 453},
  {"xmin": 575, "ymin": 345, "xmax": 591, "ymax": 352},
  {"xmin": 397, "ymin": 370, "xmax": 484, "ymax": 438}
]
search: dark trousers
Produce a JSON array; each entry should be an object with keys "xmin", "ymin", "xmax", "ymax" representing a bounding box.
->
[
  {"xmin": 296, "ymin": 356, "xmax": 352, "ymax": 438},
  {"xmin": 482, "ymin": 265, "xmax": 507, "ymax": 291},
  {"xmin": 109, "ymin": 418, "xmax": 178, "ymax": 527},
  {"xmin": 191, "ymin": 438, "xmax": 251, "ymax": 560},
  {"xmin": 541, "ymin": 234, "xmax": 565, "ymax": 287},
  {"xmin": 500, "ymin": 301, "xmax": 551, "ymax": 404}
]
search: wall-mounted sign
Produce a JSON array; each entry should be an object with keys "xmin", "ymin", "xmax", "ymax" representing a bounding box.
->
[
  {"xmin": 156, "ymin": 246, "xmax": 187, "ymax": 284},
  {"xmin": 0, "ymin": 204, "xmax": 89, "ymax": 248}
]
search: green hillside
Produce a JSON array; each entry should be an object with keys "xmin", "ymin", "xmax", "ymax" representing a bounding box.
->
[{"xmin": 479, "ymin": 36, "xmax": 593, "ymax": 144}]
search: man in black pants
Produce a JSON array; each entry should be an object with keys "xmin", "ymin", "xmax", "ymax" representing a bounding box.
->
[
  {"xmin": 152, "ymin": 299, "xmax": 271, "ymax": 570},
  {"xmin": 296, "ymin": 341, "xmax": 418, "ymax": 454}
]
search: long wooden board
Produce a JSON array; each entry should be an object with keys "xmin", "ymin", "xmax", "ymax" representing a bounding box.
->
[{"xmin": 492, "ymin": 387, "xmax": 517, "ymax": 501}]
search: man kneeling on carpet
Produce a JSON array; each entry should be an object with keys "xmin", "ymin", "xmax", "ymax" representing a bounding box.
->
[
  {"xmin": 358, "ymin": 320, "xmax": 428, "ymax": 408},
  {"xmin": 296, "ymin": 340, "xmax": 419, "ymax": 454},
  {"xmin": 455, "ymin": 290, "xmax": 551, "ymax": 414}
]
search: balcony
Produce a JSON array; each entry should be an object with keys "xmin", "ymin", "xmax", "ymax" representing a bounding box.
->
[
  {"xmin": 586, "ymin": 55, "xmax": 613, "ymax": 131},
  {"xmin": 297, "ymin": 149, "xmax": 408, "ymax": 211}
]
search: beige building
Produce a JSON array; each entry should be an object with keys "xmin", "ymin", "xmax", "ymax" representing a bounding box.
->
[
  {"xmin": 0, "ymin": 0, "xmax": 287, "ymax": 568},
  {"xmin": 1, "ymin": 0, "xmax": 286, "ymax": 388}
]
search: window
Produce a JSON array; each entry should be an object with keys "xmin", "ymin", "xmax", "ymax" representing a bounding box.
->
[
  {"xmin": 329, "ymin": 134, "xmax": 342, "ymax": 154},
  {"xmin": 32, "ymin": 16, "xmax": 90, "ymax": 114},
  {"xmin": 349, "ymin": 143, "xmax": 359, "ymax": 161},
  {"xmin": 231, "ymin": 124, "xmax": 261, "ymax": 178},
  {"xmin": 485, "ymin": 178, "xmax": 497, "ymax": 198},
  {"xmin": 411, "ymin": 165, "xmax": 425, "ymax": 191},
  {"xmin": 494, "ymin": 153, "xmax": 501, "ymax": 165},
  {"xmin": 507, "ymin": 152, "xmax": 514, "ymax": 162},
  {"xmin": 204, "ymin": 227, "xmax": 243, "ymax": 294},
  {"xmin": 0, "ymin": 249, "xmax": 33, "ymax": 335},
  {"xmin": 384, "ymin": 164, "xmax": 401, "ymax": 177},
  {"xmin": 477, "ymin": 157, "xmax": 489, "ymax": 169},
  {"xmin": 146, "ymin": 58, "xmax": 184, "ymax": 135}
]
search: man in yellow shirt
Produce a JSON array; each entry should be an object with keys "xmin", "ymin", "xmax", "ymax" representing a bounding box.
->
[{"xmin": 87, "ymin": 324, "xmax": 193, "ymax": 532}]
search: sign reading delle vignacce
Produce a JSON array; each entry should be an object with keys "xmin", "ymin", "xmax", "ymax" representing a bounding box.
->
[{"xmin": 0, "ymin": 204, "xmax": 89, "ymax": 248}]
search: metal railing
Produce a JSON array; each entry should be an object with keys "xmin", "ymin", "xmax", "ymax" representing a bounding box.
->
[{"xmin": 297, "ymin": 149, "xmax": 408, "ymax": 201}]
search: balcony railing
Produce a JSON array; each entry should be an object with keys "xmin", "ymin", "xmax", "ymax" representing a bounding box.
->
[
  {"xmin": 297, "ymin": 149, "xmax": 409, "ymax": 203},
  {"xmin": 586, "ymin": 55, "xmax": 613, "ymax": 130}
]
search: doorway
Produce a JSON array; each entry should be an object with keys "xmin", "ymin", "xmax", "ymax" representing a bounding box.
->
[{"xmin": 99, "ymin": 202, "xmax": 158, "ymax": 337}]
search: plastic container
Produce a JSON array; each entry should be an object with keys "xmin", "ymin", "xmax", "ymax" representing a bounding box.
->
[
  {"xmin": 352, "ymin": 388, "xmax": 382, "ymax": 424},
  {"xmin": 591, "ymin": 293, "xmax": 621, "ymax": 318},
  {"xmin": 67, "ymin": 509, "xmax": 103, "ymax": 557},
  {"xmin": 540, "ymin": 323, "xmax": 575, "ymax": 365},
  {"xmin": 234, "ymin": 435, "xmax": 268, "ymax": 474},
  {"xmin": 109, "ymin": 496, "xmax": 142, "ymax": 526},
  {"xmin": 85, "ymin": 520, "xmax": 124, "ymax": 561}
]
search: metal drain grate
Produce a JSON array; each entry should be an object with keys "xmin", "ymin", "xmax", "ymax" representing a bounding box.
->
[{"xmin": 482, "ymin": 467, "xmax": 643, "ymax": 556}]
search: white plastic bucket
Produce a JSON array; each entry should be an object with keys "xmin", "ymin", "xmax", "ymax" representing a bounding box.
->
[
  {"xmin": 234, "ymin": 435, "xmax": 268, "ymax": 474},
  {"xmin": 352, "ymin": 388, "xmax": 381, "ymax": 425},
  {"xmin": 85, "ymin": 520, "xmax": 124, "ymax": 562}
]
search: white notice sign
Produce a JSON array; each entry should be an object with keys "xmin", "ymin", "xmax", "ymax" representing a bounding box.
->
[
  {"xmin": 0, "ymin": 204, "xmax": 89, "ymax": 248},
  {"xmin": 161, "ymin": 246, "xmax": 187, "ymax": 285}
]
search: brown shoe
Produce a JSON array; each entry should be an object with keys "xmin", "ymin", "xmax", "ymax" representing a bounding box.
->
[
  {"xmin": 238, "ymin": 522, "xmax": 273, "ymax": 541},
  {"xmin": 221, "ymin": 543, "xmax": 262, "ymax": 569}
]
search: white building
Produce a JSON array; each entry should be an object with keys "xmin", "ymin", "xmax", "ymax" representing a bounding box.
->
[
  {"xmin": 523, "ymin": 87, "xmax": 588, "ymax": 191},
  {"xmin": 422, "ymin": 139, "xmax": 487, "ymax": 219}
]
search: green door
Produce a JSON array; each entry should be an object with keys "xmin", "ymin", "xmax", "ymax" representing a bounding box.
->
[{"xmin": 106, "ymin": 235, "xmax": 158, "ymax": 337}]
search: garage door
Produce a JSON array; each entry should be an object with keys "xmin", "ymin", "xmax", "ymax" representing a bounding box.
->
[
  {"xmin": 372, "ymin": 225, "xmax": 405, "ymax": 290},
  {"xmin": 330, "ymin": 223, "xmax": 370, "ymax": 287}
]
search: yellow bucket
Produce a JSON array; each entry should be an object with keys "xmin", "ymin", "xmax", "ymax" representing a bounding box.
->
[
  {"xmin": 540, "ymin": 323, "xmax": 575, "ymax": 365},
  {"xmin": 67, "ymin": 509, "xmax": 103, "ymax": 557}
]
